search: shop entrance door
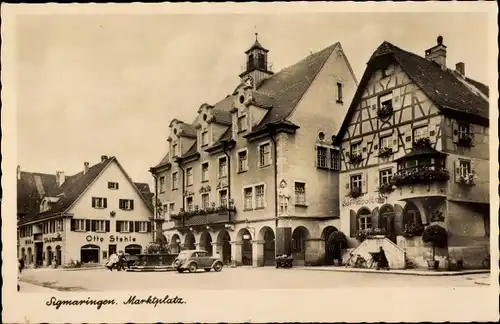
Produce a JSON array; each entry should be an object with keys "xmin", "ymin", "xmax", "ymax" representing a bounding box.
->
[
  {"xmin": 35, "ymin": 242, "xmax": 43, "ymax": 266},
  {"xmin": 109, "ymin": 244, "xmax": 117, "ymax": 256}
]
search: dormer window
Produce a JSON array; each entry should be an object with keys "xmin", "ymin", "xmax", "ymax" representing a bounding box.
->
[
  {"xmin": 237, "ymin": 115, "xmax": 247, "ymax": 132},
  {"xmin": 201, "ymin": 131, "xmax": 208, "ymax": 146}
]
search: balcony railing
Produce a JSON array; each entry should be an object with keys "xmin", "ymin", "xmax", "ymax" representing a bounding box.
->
[
  {"xmin": 391, "ymin": 166, "xmax": 450, "ymax": 187},
  {"xmin": 172, "ymin": 205, "xmax": 236, "ymax": 228}
]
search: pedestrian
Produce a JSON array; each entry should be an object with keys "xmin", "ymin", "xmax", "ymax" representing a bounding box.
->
[
  {"xmin": 106, "ymin": 252, "xmax": 118, "ymax": 271},
  {"xmin": 377, "ymin": 246, "xmax": 390, "ymax": 270}
]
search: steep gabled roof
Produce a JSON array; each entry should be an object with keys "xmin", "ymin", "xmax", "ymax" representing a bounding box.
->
[
  {"xmin": 335, "ymin": 41, "xmax": 489, "ymax": 144},
  {"xmin": 17, "ymin": 172, "xmax": 57, "ymax": 217},
  {"xmin": 250, "ymin": 42, "xmax": 339, "ymax": 133},
  {"xmin": 18, "ymin": 157, "xmax": 154, "ymax": 225}
]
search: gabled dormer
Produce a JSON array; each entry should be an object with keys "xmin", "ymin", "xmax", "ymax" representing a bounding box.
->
[
  {"xmin": 239, "ymin": 33, "xmax": 273, "ymax": 89},
  {"xmin": 230, "ymin": 83, "xmax": 272, "ymax": 138},
  {"xmin": 167, "ymin": 119, "xmax": 197, "ymax": 161},
  {"xmin": 39, "ymin": 196, "xmax": 61, "ymax": 213},
  {"xmin": 195, "ymin": 103, "xmax": 232, "ymax": 152}
]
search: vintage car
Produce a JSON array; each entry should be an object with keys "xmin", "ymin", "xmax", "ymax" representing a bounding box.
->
[{"xmin": 173, "ymin": 250, "xmax": 223, "ymax": 273}]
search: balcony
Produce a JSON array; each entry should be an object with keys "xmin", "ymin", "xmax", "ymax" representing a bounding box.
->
[
  {"xmin": 390, "ymin": 167, "xmax": 450, "ymax": 200},
  {"xmin": 172, "ymin": 205, "xmax": 236, "ymax": 228}
]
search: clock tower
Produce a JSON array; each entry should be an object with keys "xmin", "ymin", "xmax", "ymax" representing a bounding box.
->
[{"xmin": 239, "ymin": 33, "xmax": 274, "ymax": 89}]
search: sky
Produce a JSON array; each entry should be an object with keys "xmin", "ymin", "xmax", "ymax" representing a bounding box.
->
[{"xmin": 16, "ymin": 11, "xmax": 490, "ymax": 187}]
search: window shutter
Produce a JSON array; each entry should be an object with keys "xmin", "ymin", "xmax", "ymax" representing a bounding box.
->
[
  {"xmin": 392, "ymin": 89, "xmax": 400, "ymax": 110},
  {"xmin": 91, "ymin": 197, "xmax": 96, "ymax": 208},
  {"xmin": 349, "ymin": 210, "xmax": 357, "ymax": 237},
  {"xmin": 371, "ymin": 207, "xmax": 379, "ymax": 229},
  {"xmin": 454, "ymin": 159, "xmax": 461, "ymax": 182},
  {"xmin": 393, "ymin": 204, "xmax": 404, "ymax": 235},
  {"xmin": 314, "ymin": 146, "xmax": 318, "ymax": 167},
  {"xmin": 428, "ymin": 120, "xmax": 437, "ymax": 144},
  {"xmin": 70, "ymin": 219, "xmax": 76, "ymax": 231},
  {"xmin": 130, "ymin": 200, "xmax": 134, "ymax": 210},
  {"xmin": 103, "ymin": 198, "xmax": 107, "ymax": 208},
  {"xmin": 116, "ymin": 221, "xmax": 121, "ymax": 232},
  {"xmin": 147, "ymin": 222, "xmax": 152, "ymax": 233},
  {"xmin": 91, "ymin": 220, "xmax": 96, "ymax": 232},
  {"xmin": 129, "ymin": 221, "xmax": 134, "ymax": 232},
  {"xmin": 118, "ymin": 199, "xmax": 122, "ymax": 209},
  {"xmin": 361, "ymin": 172, "xmax": 368, "ymax": 193},
  {"xmin": 470, "ymin": 160, "xmax": 476, "ymax": 177},
  {"xmin": 85, "ymin": 220, "xmax": 91, "ymax": 232},
  {"xmin": 105, "ymin": 220, "xmax": 110, "ymax": 232},
  {"xmin": 452, "ymin": 120, "xmax": 459, "ymax": 143},
  {"xmin": 373, "ymin": 173, "xmax": 380, "ymax": 188},
  {"xmin": 134, "ymin": 221, "xmax": 140, "ymax": 232},
  {"xmin": 392, "ymin": 132, "xmax": 399, "ymax": 153},
  {"xmin": 345, "ymin": 176, "xmax": 351, "ymax": 192}
]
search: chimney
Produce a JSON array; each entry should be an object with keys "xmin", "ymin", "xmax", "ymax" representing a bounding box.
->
[
  {"xmin": 455, "ymin": 62, "xmax": 465, "ymax": 76},
  {"xmin": 17, "ymin": 165, "xmax": 21, "ymax": 180},
  {"xmin": 56, "ymin": 171, "xmax": 65, "ymax": 187},
  {"xmin": 101, "ymin": 155, "xmax": 108, "ymax": 162},
  {"xmin": 425, "ymin": 35, "xmax": 447, "ymax": 69},
  {"xmin": 84, "ymin": 162, "xmax": 90, "ymax": 174}
]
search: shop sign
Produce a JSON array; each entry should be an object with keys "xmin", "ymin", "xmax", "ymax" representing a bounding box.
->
[
  {"xmin": 44, "ymin": 236, "xmax": 63, "ymax": 243},
  {"xmin": 86, "ymin": 235, "xmax": 137, "ymax": 243},
  {"xmin": 341, "ymin": 196, "xmax": 385, "ymax": 207}
]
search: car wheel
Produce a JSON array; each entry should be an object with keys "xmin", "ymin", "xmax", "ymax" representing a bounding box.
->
[
  {"xmin": 188, "ymin": 263, "xmax": 198, "ymax": 273},
  {"xmin": 213, "ymin": 262, "xmax": 223, "ymax": 272},
  {"xmin": 177, "ymin": 268, "xmax": 184, "ymax": 273},
  {"xmin": 173, "ymin": 259, "xmax": 180, "ymax": 268}
]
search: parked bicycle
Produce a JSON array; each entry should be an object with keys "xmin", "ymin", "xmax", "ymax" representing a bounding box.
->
[{"xmin": 345, "ymin": 253, "xmax": 368, "ymax": 268}]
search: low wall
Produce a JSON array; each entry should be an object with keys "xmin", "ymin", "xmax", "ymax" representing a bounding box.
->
[
  {"xmin": 345, "ymin": 236, "xmax": 406, "ymax": 269},
  {"xmin": 397, "ymin": 236, "xmax": 447, "ymax": 269}
]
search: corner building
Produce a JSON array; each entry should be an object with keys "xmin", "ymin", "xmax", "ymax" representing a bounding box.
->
[
  {"xmin": 150, "ymin": 36, "xmax": 358, "ymax": 266},
  {"xmin": 335, "ymin": 37, "xmax": 490, "ymax": 269},
  {"xmin": 17, "ymin": 156, "xmax": 154, "ymax": 267}
]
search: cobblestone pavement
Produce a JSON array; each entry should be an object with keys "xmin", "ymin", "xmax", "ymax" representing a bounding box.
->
[{"xmin": 19, "ymin": 267, "xmax": 492, "ymax": 292}]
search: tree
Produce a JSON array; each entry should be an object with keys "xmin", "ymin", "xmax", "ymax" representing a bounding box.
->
[{"xmin": 421, "ymin": 224, "xmax": 447, "ymax": 261}]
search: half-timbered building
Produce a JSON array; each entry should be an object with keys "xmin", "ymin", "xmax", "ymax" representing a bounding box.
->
[
  {"xmin": 150, "ymin": 35, "xmax": 358, "ymax": 267},
  {"xmin": 334, "ymin": 36, "xmax": 490, "ymax": 269}
]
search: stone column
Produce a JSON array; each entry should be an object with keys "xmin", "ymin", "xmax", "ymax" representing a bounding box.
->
[
  {"xmin": 305, "ymin": 238, "xmax": 324, "ymax": 266},
  {"xmin": 251, "ymin": 240, "xmax": 265, "ymax": 267},
  {"xmin": 195, "ymin": 242, "xmax": 202, "ymax": 250},
  {"xmin": 212, "ymin": 242, "xmax": 224, "ymax": 261},
  {"xmin": 230, "ymin": 241, "xmax": 243, "ymax": 265}
]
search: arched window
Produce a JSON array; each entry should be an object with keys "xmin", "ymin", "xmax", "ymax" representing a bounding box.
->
[
  {"xmin": 358, "ymin": 208, "xmax": 372, "ymax": 230},
  {"xmin": 403, "ymin": 202, "xmax": 423, "ymax": 227},
  {"xmin": 257, "ymin": 53, "xmax": 266, "ymax": 69}
]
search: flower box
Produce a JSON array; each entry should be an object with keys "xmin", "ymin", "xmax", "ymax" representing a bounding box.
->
[
  {"xmin": 459, "ymin": 174, "xmax": 476, "ymax": 186},
  {"xmin": 412, "ymin": 137, "xmax": 432, "ymax": 148},
  {"xmin": 348, "ymin": 153, "xmax": 363, "ymax": 165},
  {"xmin": 457, "ymin": 135, "xmax": 474, "ymax": 148},
  {"xmin": 403, "ymin": 223, "xmax": 425, "ymax": 237},
  {"xmin": 378, "ymin": 182, "xmax": 394, "ymax": 194},
  {"xmin": 377, "ymin": 104, "xmax": 393, "ymax": 119},
  {"xmin": 378, "ymin": 147, "xmax": 393, "ymax": 158},
  {"xmin": 348, "ymin": 186, "xmax": 363, "ymax": 198},
  {"xmin": 391, "ymin": 168, "xmax": 450, "ymax": 187},
  {"xmin": 355, "ymin": 228, "xmax": 386, "ymax": 242}
]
